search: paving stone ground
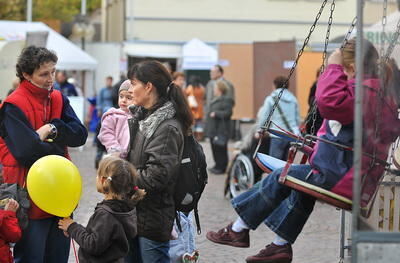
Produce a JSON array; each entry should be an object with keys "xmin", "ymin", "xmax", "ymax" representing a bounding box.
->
[{"xmin": 68, "ymin": 130, "xmax": 350, "ymax": 263}]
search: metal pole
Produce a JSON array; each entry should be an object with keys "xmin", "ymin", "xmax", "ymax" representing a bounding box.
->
[
  {"xmin": 81, "ymin": 0, "xmax": 87, "ymax": 16},
  {"xmin": 26, "ymin": 0, "xmax": 32, "ymax": 22},
  {"xmin": 352, "ymin": 0, "xmax": 364, "ymax": 262}
]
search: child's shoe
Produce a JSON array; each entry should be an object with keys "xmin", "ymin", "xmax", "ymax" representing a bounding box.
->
[{"xmin": 182, "ymin": 250, "xmax": 199, "ymax": 263}]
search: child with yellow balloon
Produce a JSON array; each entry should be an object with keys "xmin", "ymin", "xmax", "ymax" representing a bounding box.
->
[{"xmin": 57, "ymin": 156, "xmax": 145, "ymax": 262}]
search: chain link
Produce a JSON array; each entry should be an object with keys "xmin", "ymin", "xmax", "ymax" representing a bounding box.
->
[
  {"xmin": 320, "ymin": 0, "xmax": 335, "ymax": 74},
  {"xmin": 384, "ymin": 17, "xmax": 400, "ymax": 61},
  {"xmin": 260, "ymin": 0, "xmax": 328, "ymax": 131},
  {"xmin": 341, "ymin": 16, "xmax": 357, "ymax": 49},
  {"xmin": 305, "ymin": 0, "xmax": 335, "ymax": 136},
  {"xmin": 380, "ymin": 0, "xmax": 388, "ymax": 59}
]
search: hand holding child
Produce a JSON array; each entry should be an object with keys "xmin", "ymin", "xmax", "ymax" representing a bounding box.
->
[
  {"xmin": 4, "ymin": 198, "xmax": 19, "ymax": 212},
  {"xmin": 58, "ymin": 217, "xmax": 75, "ymax": 232}
]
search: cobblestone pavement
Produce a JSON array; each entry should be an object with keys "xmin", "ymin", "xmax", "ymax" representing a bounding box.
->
[{"xmin": 68, "ymin": 133, "xmax": 349, "ymax": 263}]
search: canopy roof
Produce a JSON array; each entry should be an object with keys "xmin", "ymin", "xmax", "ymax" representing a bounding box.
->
[
  {"xmin": 182, "ymin": 38, "xmax": 218, "ymax": 70},
  {"xmin": 0, "ymin": 21, "xmax": 97, "ymax": 71}
]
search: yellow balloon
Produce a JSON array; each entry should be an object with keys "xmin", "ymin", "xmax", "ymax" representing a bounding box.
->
[{"xmin": 27, "ymin": 155, "xmax": 82, "ymax": 217}]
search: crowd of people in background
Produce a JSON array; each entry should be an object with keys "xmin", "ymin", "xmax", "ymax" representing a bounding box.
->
[{"xmin": 2, "ymin": 40, "xmax": 400, "ymax": 263}]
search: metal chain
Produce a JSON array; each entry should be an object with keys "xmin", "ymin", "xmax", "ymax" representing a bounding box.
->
[
  {"xmin": 301, "ymin": 0, "xmax": 335, "ymax": 136},
  {"xmin": 260, "ymin": 0, "xmax": 329, "ymax": 131},
  {"xmin": 380, "ymin": 0, "xmax": 388, "ymax": 59},
  {"xmin": 320, "ymin": 0, "xmax": 335, "ymax": 74},
  {"xmin": 384, "ymin": 17, "xmax": 400, "ymax": 61},
  {"xmin": 367, "ymin": 0, "xmax": 389, "ymax": 174},
  {"xmin": 341, "ymin": 16, "xmax": 357, "ymax": 49}
]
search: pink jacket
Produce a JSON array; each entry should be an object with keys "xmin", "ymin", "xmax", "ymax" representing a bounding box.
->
[
  {"xmin": 311, "ymin": 64, "xmax": 400, "ymax": 207},
  {"xmin": 98, "ymin": 108, "xmax": 131, "ymax": 158}
]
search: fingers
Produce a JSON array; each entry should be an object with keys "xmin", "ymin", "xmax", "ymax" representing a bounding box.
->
[{"xmin": 4, "ymin": 199, "xmax": 19, "ymax": 212}]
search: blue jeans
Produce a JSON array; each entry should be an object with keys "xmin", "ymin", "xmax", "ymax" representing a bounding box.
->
[
  {"xmin": 269, "ymin": 137, "xmax": 290, "ymax": 160},
  {"xmin": 14, "ymin": 217, "xmax": 70, "ymax": 263},
  {"xmin": 125, "ymin": 236, "xmax": 170, "ymax": 263},
  {"xmin": 169, "ymin": 212, "xmax": 196, "ymax": 263},
  {"xmin": 231, "ymin": 165, "xmax": 332, "ymax": 244}
]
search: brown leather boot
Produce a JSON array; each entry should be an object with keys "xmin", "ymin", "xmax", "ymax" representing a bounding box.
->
[
  {"xmin": 245, "ymin": 243, "xmax": 292, "ymax": 263},
  {"xmin": 206, "ymin": 222, "xmax": 250, "ymax": 248}
]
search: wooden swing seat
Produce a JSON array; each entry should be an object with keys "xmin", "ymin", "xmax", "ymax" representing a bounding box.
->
[{"xmin": 255, "ymin": 152, "xmax": 353, "ymax": 211}]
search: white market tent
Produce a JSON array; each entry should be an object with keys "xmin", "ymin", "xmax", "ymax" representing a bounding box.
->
[
  {"xmin": 0, "ymin": 20, "xmax": 97, "ymax": 71},
  {"xmin": 182, "ymin": 38, "xmax": 218, "ymax": 70}
]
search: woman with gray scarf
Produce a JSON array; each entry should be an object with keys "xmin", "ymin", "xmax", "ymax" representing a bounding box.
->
[{"xmin": 125, "ymin": 61, "xmax": 193, "ymax": 262}]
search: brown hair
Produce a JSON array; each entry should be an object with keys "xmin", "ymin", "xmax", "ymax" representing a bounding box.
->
[
  {"xmin": 16, "ymin": 46, "xmax": 58, "ymax": 81},
  {"xmin": 98, "ymin": 156, "xmax": 145, "ymax": 203},
  {"xmin": 273, "ymin": 76, "xmax": 289, "ymax": 89},
  {"xmin": 172, "ymin": 71, "xmax": 185, "ymax": 80},
  {"xmin": 342, "ymin": 38, "xmax": 379, "ymax": 77},
  {"xmin": 127, "ymin": 60, "xmax": 194, "ymax": 135},
  {"xmin": 215, "ymin": 80, "xmax": 228, "ymax": 95}
]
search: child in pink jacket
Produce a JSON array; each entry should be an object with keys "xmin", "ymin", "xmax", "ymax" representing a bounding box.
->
[{"xmin": 98, "ymin": 80, "xmax": 134, "ymax": 158}]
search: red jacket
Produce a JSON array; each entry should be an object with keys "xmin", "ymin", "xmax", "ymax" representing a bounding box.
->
[
  {"xmin": 0, "ymin": 80, "xmax": 65, "ymax": 219},
  {"xmin": 0, "ymin": 210, "xmax": 22, "ymax": 263}
]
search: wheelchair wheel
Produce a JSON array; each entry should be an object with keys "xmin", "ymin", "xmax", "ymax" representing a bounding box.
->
[{"xmin": 228, "ymin": 153, "xmax": 255, "ymax": 198}]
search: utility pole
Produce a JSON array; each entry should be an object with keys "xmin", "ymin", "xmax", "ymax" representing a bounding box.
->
[{"xmin": 27, "ymin": 0, "xmax": 32, "ymax": 22}]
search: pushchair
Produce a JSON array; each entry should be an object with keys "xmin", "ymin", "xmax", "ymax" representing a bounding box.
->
[{"xmin": 224, "ymin": 123, "xmax": 270, "ymax": 198}]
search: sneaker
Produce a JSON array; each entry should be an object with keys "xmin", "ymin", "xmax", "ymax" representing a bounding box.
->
[
  {"xmin": 182, "ymin": 250, "xmax": 199, "ymax": 263},
  {"xmin": 206, "ymin": 222, "xmax": 250, "ymax": 248},
  {"xmin": 245, "ymin": 243, "xmax": 292, "ymax": 263}
]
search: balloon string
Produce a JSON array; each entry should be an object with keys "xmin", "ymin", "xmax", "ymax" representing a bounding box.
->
[{"xmin": 72, "ymin": 238, "xmax": 79, "ymax": 263}]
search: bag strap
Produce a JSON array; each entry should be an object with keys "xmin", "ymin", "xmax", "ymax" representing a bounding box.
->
[
  {"xmin": 273, "ymin": 96, "xmax": 294, "ymax": 133},
  {"xmin": 194, "ymin": 203, "xmax": 201, "ymax": 234}
]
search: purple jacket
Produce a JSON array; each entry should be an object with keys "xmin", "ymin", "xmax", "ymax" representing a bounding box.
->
[
  {"xmin": 310, "ymin": 64, "xmax": 400, "ymax": 206},
  {"xmin": 98, "ymin": 108, "xmax": 131, "ymax": 158}
]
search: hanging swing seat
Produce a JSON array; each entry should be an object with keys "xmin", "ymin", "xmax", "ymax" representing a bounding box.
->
[{"xmin": 255, "ymin": 150, "xmax": 353, "ymax": 211}]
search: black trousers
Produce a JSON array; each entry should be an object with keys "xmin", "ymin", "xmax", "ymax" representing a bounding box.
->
[{"xmin": 210, "ymin": 141, "xmax": 228, "ymax": 172}]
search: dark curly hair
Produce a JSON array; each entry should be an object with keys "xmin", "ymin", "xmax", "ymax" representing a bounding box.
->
[{"xmin": 16, "ymin": 46, "xmax": 58, "ymax": 81}]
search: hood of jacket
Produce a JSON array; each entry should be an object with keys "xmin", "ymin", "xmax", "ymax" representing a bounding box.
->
[{"xmin": 97, "ymin": 200, "xmax": 137, "ymax": 239}]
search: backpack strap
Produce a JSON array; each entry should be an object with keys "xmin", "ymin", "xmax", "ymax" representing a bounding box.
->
[
  {"xmin": 193, "ymin": 203, "xmax": 201, "ymax": 234},
  {"xmin": 175, "ymin": 211, "xmax": 183, "ymax": 232}
]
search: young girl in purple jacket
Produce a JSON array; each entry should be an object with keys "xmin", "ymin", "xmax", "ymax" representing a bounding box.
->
[
  {"xmin": 98, "ymin": 80, "xmax": 134, "ymax": 159},
  {"xmin": 206, "ymin": 38, "xmax": 400, "ymax": 263}
]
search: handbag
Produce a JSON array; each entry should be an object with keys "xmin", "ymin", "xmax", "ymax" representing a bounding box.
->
[{"xmin": 212, "ymin": 117, "xmax": 228, "ymax": 146}]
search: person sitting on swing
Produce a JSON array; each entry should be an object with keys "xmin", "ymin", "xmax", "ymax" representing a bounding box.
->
[{"xmin": 206, "ymin": 38, "xmax": 400, "ymax": 263}]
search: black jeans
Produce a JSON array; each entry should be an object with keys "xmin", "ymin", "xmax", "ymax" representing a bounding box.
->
[{"xmin": 210, "ymin": 141, "xmax": 228, "ymax": 172}]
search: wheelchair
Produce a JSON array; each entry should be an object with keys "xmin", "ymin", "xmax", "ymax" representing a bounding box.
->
[{"xmin": 224, "ymin": 124, "xmax": 270, "ymax": 198}]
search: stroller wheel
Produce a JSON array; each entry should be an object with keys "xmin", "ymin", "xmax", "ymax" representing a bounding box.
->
[{"xmin": 228, "ymin": 153, "xmax": 255, "ymax": 198}]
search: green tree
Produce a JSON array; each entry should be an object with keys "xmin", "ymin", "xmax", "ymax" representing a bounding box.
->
[
  {"xmin": 0, "ymin": 0, "xmax": 101, "ymax": 22},
  {"xmin": 0, "ymin": 0, "xmax": 26, "ymax": 21}
]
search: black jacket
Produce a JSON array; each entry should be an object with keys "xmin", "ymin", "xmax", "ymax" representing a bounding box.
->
[
  {"xmin": 67, "ymin": 200, "xmax": 137, "ymax": 263},
  {"xmin": 127, "ymin": 107, "xmax": 184, "ymax": 242},
  {"xmin": 205, "ymin": 95, "xmax": 234, "ymax": 138}
]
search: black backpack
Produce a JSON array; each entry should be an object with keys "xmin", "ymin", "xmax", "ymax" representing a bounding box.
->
[{"xmin": 174, "ymin": 135, "xmax": 208, "ymax": 234}]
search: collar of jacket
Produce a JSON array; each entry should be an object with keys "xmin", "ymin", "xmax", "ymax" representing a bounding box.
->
[
  {"xmin": 19, "ymin": 80, "xmax": 53, "ymax": 101},
  {"xmin": 138, "ymin": 101, "xmax": 176, "ymax": 139}
]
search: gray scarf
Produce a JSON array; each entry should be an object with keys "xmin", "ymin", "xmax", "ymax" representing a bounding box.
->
[{"xmin": 139, "ymin": 101, "xmax": 176, "ymax": 138}]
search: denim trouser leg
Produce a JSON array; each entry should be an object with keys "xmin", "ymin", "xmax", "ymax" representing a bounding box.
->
[
  {"xmin": 14, "ymin": 217, "xmax": 70, "ymax": 263},
  {"xmin": 138, "ymin": 237, "xmax": 170, "ymax": 263},
  {"xmin": 231, "ymin": 165, "xmax": 317, "ymax": 244},
  {"xmin": 169, "ymin": 212, "xmax": 196, "ymax": 263},
  {"xmin": 269, "ymin": 137, "xmax": 290, "ymax": 160}
]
